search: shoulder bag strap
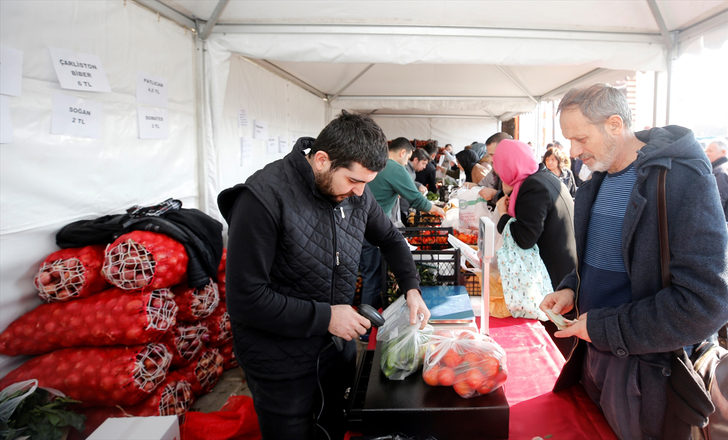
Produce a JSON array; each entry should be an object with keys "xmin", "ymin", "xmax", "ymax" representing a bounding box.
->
[{"xmin": 658, "ymin": 167, "xmax": 670, "ymax": 289}]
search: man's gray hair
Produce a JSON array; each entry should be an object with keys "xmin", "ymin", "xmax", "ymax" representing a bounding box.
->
[
  {"xmin": 557, "ymin": 83, "xmax": 633, "ymax": 131},
  {"xmin": 711, "ymin": 138, "xmax": 728, "ymax": 153}
]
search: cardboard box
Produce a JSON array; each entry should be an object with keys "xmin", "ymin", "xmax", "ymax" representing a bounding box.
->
[{"xmin": 87, "ymin": 415, "xmax": 180, "ymax": 440}]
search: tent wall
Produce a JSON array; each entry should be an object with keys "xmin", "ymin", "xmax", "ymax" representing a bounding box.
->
[
  {"xmin": 203, "ymin": 43, "xmax": 328, "ymax": 218},
  {"xmin": 0, "ymin": 0, "xmax": 198, "ymax": 373},
  {"xmin": 368, "ymin": 116, "xmax": 498, "ymax": 151}
]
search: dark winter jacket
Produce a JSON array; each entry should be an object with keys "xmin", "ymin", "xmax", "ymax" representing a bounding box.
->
[
  {"xmin": 710, "ymin": 156, "xmax": 728, "ymax": 220},
  {"xmin": 496, "ymin": 169, "xmax": 577, "ymax": 290},
  {"xmin": 555, "ymin": 126, "xmax": 728, "ymax": 430},
  {"xmin": 217, "ymin": 138, "xmax": 419, "ymax": 379},
  {"xmin": 55, "ymin": 199, "xmax": 223, "ymax": 288}
]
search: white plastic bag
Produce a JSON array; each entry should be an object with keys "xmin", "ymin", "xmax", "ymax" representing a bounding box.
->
[{"xmin": 454, "ymin": 187, "xmax": 491, "ymax": 234}]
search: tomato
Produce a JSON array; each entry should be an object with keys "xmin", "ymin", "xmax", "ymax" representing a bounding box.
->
[
  {"xmin": 441, "ymin": 349, "xmax": 461, "ymax": 368},
  {"xmin": 479, "ymin": 355, "xmax": 500, "ymax": 377},
  {"xmin": 465, "ymin": 367, "xmax": 486, "ymax": 389},
  {"xmin": 423, "ymin": 365, "xmax": 440, "ymax": 386},
  {"xmin": 437, "ymin": 367, "xmax": 456, "ymax": 386},
  {"xmin": 453, "ymin": 380, "xmax": 474, "ymax": 398}
]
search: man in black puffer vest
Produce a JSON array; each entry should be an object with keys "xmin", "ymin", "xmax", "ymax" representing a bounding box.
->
[{"xmin": 218, "ymin": 111, "xmax": 431, "ymax": 440}]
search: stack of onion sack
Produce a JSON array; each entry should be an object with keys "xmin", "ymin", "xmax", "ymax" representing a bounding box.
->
[
  {"xmin": 76, "ymin": 371, "xmax": 195, "ymax": 438},
  {"xmin": 33, "ymin": 245, "xmax": 108, "ymax": 302},
  {"xmin": 0, "ymin": 343, "xmax": 172, "ymax": 406},
  {"xmin": 175, "ymin": 348, "xmax": 225, "ymax": 396},
  {"xmin": 102, "ymin": 231, "xmax": 188, "ymax": 290},
  {"xmin": 0, "ymin": 288, "xmax": 178, "ymax": 356},
  {"xmin": 162, "ymin": 322, "xmax": 210, "ymax": 366},
  {"xmin": 422, "ymin": 329, "xmax": 508, "ymax": 398}
]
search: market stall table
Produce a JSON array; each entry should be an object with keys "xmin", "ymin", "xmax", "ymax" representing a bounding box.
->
[{"xmin": 347, "ymin": 316, "xmax": 616, "ymax": 440}]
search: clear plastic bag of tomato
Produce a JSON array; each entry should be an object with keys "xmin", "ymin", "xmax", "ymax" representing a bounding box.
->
[{"xmin": 422, "ymin": 329, "xmax": 508, "ymax": 398}]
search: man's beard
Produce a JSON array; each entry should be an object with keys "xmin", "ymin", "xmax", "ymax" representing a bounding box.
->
[
  {"xmin": 314, "ymin": 168, "xmax": 353, "ymax": 202},
  {"xmin": 583, "ymin": 131, "xmax": 619, "ymax": 173}
]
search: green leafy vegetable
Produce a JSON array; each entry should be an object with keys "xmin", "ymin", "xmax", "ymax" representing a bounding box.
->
[{"xmin": 1, "ymin": 386, "xmax": 85, "ymax": 440}]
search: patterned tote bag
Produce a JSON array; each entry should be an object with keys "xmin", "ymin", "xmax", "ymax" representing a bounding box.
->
[{"xmin": 496, "ymin": 218, "xmax": 551, "ymax": 320}]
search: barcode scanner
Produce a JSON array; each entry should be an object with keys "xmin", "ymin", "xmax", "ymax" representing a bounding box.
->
[{"xmin": 332, "ymin": 304, "xmax": 385, "ymax": 351}]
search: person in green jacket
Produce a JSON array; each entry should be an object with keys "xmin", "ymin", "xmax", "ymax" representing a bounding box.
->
[{"xmin": 359, "ymin": 137, "xmax": 444, "ymax": 310}]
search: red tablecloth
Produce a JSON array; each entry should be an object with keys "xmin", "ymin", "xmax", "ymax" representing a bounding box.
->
[
  {"xmin": 359, "ymin": 316, "xmax": 617, "ymax": 440},
  {"xmin": 488, "ymin": 316, "xmax": 616, "ymax": 440}
]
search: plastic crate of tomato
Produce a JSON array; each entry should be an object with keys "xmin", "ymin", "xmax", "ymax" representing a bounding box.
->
[{"xmin": 400, "ymin": 227, "xmax": 453, "ymax": 251}]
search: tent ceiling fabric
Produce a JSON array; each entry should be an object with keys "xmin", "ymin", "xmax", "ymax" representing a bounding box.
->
[{"xmin": 149, "ymin": 0, "xmax": 728, "ymax": 119}]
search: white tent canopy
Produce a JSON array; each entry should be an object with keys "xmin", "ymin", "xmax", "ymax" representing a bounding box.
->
[
  {"xmin": 143, "ymin": 0, "xmax": 728, "ymax": 120},
  {"xmin": 1, "ymin": 0, "xmax": 726, "ymax": 374}
]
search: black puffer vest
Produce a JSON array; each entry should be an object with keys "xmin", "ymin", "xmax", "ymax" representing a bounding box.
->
[
  {"xmin": 219, "ymin": 138, "xmax": 373, "ymax": 377},
  {"xmin": 245, "ymin": 138, "xmax": 367, "ymax": 305}
]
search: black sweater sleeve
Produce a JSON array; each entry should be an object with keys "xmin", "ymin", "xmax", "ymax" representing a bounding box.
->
[
  {"xmin": 496, "ymin": 177, "xmax": 550, "ymax": 250},
  {"xmin": 225, "ymin": 189, "xmax": 332, "ymax": 338}
]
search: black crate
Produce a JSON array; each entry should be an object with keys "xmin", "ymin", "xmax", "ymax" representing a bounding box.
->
[
  {"xmin": 408, "ymin": 211, "xmax": 443, "ymax": 227},
  {"xmin": 385, "ymin": 249, "xmax": 462, "ymax": 305},
  {"xmin": 400, "ymin": 226, "xmax": 453, "ymax": 251},
  {"xmin": 462, "ymin": 269, "xmax": 482, "ymax": 296}
]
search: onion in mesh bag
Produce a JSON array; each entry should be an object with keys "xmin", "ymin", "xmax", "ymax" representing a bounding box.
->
[{"xmin": 34, "ymin": 245, "xmax": 108, "ymax": 302}]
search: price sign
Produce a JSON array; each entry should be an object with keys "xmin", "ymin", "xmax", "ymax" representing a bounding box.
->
[
  {"xmin": 136, "ymin": 72, "xmax": 168, "ymax": 107},
  {"xmin": 48, "ymin": 47, "xmax": 111, "ymax": 93},
  {"xmin": 137, "ymin": 106, "xmax": 169, "ymax": 139},
  {"xmin": 51, "ymin": 93, "xmax": 102, "ymax": 138},
  {"xmin": 1, "ymin": 46, "xmax": 23, "ymax": 96}
]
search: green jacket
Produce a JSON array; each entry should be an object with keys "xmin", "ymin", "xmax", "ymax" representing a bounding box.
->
[{"xmin": 368, "ymin": 159, "xmax": 432, "ymax": 214}]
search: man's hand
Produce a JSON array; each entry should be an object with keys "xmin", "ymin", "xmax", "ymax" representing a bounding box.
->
[
  {"xmin": 554, "ymin": 313, "xmax": 591, "ymax": 342},
  {"xmin": 329, "ymin": 304, "xmax": 371, "ymax": 341},
  {"xmin": 429, "ymin": 205, "xmax": 446, "ymax": 217},
  {"xmin": 419, "ymin": 185, "xmax": 428, "ymax": 195},
  {"xmin": 478, "ymin": 187, "xmax": 497, "ymax": 201},
  {"xmin": 406, "ymin": 289, "xmax": 431, "ymax": 329},
  {"xmin": 540, "ymin": 288, "xmax": 575, "ymax": 315},
  {"xmin": 539, "ymin": 289, "xmax": 591, "ymax": 342}
]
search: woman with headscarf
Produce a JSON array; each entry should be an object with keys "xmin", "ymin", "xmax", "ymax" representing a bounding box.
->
[
  {"xmin": 455, "ymin": 149, "xmax": 488, "ymax": 184},
  {"xmin": 493, "ymin": 139, "xmax": 578, "ymax": 355}
]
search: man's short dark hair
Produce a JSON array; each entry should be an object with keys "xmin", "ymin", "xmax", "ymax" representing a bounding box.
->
[
  {"xmin": 389, "ymin": 137, "xmax": 415, "ymax": 153},
  {"xmin": 485, "ymin": 132, "xmax": 513, "ymax": 146},
  {"xmin": 409, "ymin": 148, "xmax": 430, "ymax": 162},
  {"xmin": 310, "ymin": 110, "xmax": 388, "ymax": 172},
  {"xmin": 421, "ymin": 141, "xmax": 438, "ymax": 156}
]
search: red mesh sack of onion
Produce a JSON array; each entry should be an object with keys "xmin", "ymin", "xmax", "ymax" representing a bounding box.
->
[
  {"xmin": 79, "ymin": 371, "xmax": 194, "ymax": 437},
  {"xmin": 203, "ymin": 307, "xmax": 232, "ymax": 347},
  {"xmin": 163, "ymin": 322, "xmax": 209, "ymax": 367},
  {"xmin": 0, "ymin": 287, "xmax": 178, "ymax": 356},
  {"xmin": 217, "ymin": 248, "xmax": 227, "ymax": 299},
  {"xmin": 174, "ymin": 348, "xmax": 225, "ymax": 396},
  {"xmin": 33, "ymin": 245, "xmax": 108, "ymax": 302},
  {"xmin": 0, "ymin": 343, "xmax": 172, "ymax": 407},
  {"xmin": 174, "ymin": 280, "xmax": 219, "ymax": 322},
  {"xmin": 218, "ymin": 343, "xmax": 239, "ymax": 371},
  {"xmin": 102, "ymin": 230, "xmax": 188, "ymax": 290}
]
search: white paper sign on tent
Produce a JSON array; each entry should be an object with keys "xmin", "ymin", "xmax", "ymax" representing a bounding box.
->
[
  {"xmin": 51, "ymin": 93, "xmax": 102, "ymax": 139},
  {"xmin": 0, "ymin": 95, "xmax": 12, "ymax": 143},
  {"xmin": 240, "ymin": 136, "xmax": 252, "ymax": 167},
  {"xmin": 137, "ymin": 106, "xmax": 169, "ymax": 140},
  {"xmin": 278, "ymin": 136, "xmax": 287, "ymax": 153},
  {"xmin": 48, "ymin": 47, "xmax": 111, "ymax": 93},
  {"xmin": 0, "ymin": 46, "xmax": 23, "ymax": 97},
  {"xmin": 253, "ymin": 120, "xmax": 267, "ymax": 139},
  {"xmin": 238, "ymin": 109, "xmax": 248, "ymax": 127},
  {"xmin": 267, "ymin": 137, "xmax": 277, "ymax": 154},
  {"xmin": 136, "ymin": 72, "xmax": 168, "ymax": 107}
]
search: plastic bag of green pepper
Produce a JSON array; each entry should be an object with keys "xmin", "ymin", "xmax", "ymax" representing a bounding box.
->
[{"xmin": 377, "ymin": 296, "xmax": 434, "ymax": 380}]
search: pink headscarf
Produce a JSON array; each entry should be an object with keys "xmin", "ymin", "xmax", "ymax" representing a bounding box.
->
[{"xmin": 492, "ymin": 139, "xmax": 539, "ymax": 217}]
